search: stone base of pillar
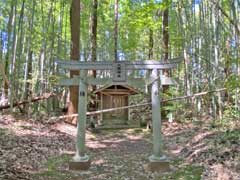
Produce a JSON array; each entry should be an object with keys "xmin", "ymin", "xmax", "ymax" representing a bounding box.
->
[
  {"xmin": 69, "ymin": 154, "xmax": 91, "ymax": 170},
  {"xmin": 146, "ymin": 155, "xmax": 170, "ymax": 172},
  {"xmin": 69, "ymin": 160, "xmax": 91, "ymax": 171}
]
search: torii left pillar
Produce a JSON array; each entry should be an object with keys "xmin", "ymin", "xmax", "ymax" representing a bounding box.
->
[{"xmin": 69, "ymin": 71, "xmax": 91, "ymax": 170}]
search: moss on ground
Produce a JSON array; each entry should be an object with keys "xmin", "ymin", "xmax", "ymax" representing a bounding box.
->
[
  {"xmin": 0, "ymin": 128, "xmax": 7, "ymax": 136},
  {"xmin": 33, "ymin": 155, "xmax": 73, "ymax": 180},
  {"xmin": 33, "ymin": 152, "xmax": 204, "ymax": 180},
  {"xmin": 163, "ymin": 164, "xmax": 203, "ymax": 180}
]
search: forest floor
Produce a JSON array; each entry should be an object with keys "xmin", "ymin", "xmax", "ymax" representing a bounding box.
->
[{"xmin": 0, "ymin": 113, "xmax": 239, "ymax": 180}]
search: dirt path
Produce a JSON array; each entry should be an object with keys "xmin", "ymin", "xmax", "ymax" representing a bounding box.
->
[{"xmin": 0, "ymin": 114, "xmax": 239, "ymax": 180}]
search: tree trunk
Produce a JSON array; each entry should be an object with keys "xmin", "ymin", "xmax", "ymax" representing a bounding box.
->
[
  {"xmin": 3, "ymin": 0, "xmax": 15, "ymax": 101},
  {"xmin": 9, "ymin": 4, "xmax": 18, "ymax": 112},
  {"xmin": 146, "ymin": 28, "xmax": 154, "ymax": 94},
  {"xmin": 68, "ymin": 0, "xmax": 80, "ymax": 124},
  {"xmin": 162, "ymin": 4, "xmax": 169, "ymax": 64},
  {"xmin": 15, "ymin": 0, "xmax": 25, "ymax": 99},
  {"xmin": 161, "ymin": 0, "xmax": 169, "ymax": 119},
  {"xmin": 90, "ymin": 0, "xmax": 98, "ymax": 83},
  {"xmin": 89, "ymin": 0, "xmax": 98, "ymax": 111},
  {"xmin": 149, "ymin": 28, "xmax": 153, "ymax": 59},
  {"xmin": 0, "ymin": 30, "xmax": 2, "ymax": 61},
  {"xmin": 23, "ymin": 0, "xmax": 35, "ymax": 113},
  {"xmin": 114, "ymin": 0, "xmax": 119, "ymax": 62}
]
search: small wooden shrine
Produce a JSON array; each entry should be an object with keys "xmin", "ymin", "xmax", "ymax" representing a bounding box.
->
[{"xmin": 94, "ymin": 84, "xmax": 139, "ymax": 125}]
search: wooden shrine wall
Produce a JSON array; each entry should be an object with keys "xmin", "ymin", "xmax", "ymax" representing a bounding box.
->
[{"xmin": 102, "ymin": 94, "xmax": 128, "ymax": 123}]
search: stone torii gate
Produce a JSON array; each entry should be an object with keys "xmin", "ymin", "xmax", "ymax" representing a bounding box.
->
[{"xmin": 56, "ymin": 57, "xmax": 182, "ymax": 171}]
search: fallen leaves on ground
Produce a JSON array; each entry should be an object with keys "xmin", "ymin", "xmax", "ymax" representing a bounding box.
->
[{"xmin": 0, "ymin": 114, "xmax": 239, "ymax": 180}]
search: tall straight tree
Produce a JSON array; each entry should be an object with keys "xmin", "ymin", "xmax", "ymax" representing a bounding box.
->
[
  {"xmin": 162, "ymin": 0, "xmax": 169, "ymax": 67},
  {"xmin": 114, "ymin": 0, "xmax": 119, "ymax": 61},
  {"xmin": 89, "ymin": 0, "xmax": 98, "ymax": 111},
  {"xmin": 162, "ymin": 0, "xmax": 170, "ymax": 118},
  {"xmin": 3, "ymin": 0, "xmax": 15, "ymax": 102},
  {"xmin": 90, "ymin": 0, "xmax": 98, "ymax": 83},
  {"xmin": 68, "ymin": 0, "xmax": 80, "ymax": 123},
  {"xmin": 23, "ymin": 0, "xmax": 35, "ymax": 112},
  {"xmin": 149, "ymin": 28, "xmax": 154, "ymax": 59}
]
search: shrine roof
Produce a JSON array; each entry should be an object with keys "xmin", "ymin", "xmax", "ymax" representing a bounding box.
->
[{"xmin": 94, "ymin": 84, "xmax": 140, "ymax": 95}]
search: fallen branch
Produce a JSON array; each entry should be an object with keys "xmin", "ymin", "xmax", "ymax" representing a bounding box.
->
[
  {"xmin": 49, "ymin": 102, "xmax": 151, "ymax": 120},
  {"xmin": 52, "ymin": 88, "xmax": 227, "ymax": 119},
  {"xmin": 161, "ymin": 88, "xmax": 227, "ymax": 102},
  {"xmin": 0, "ymin": 93, "xmax": 58, "ymax": 110}
]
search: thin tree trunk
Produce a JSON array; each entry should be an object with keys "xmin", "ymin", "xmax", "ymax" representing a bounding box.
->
[
  {"xmin": 23, "ymin": 0, "xmax": 35, "ymax": 113},
  {"xmin": 146, "ymin": 28, "xmax": 154, "ymax": 94},
  {"xmin": 162, "ymin": 4, "xmax": 169, "ymax": 63},
  {"xmin": 149, "ymin": 28, "xmax": 153, "ymax": 59},
  {"xmin": 3, "ymin": 1, "xmax": 15, "ymax": 100},
  {"xmin": 183, "ymin": 49, "xmax": 191, "ymax": 96},
  {"xmin": 48, "ymin": 1, "xmax": 57, "ymax": 113},
  {"xmin": 9, "ymin": 3, "xmax": 17, "ymax": 112},
  {"xmin": 232, "ymin": 0, "xmax": 240, "ymax": 113},
  {"xmin": 15, "ymin": 0, "xmax": 26, "ymax": 104},
  {"xmin": 213, "ymin": 4, "xmax": 223, "ymax": 120},
  {"xmin": 89, "ymin": 0, "xmax": 98, "ymax": 112},
  {"xmin": 0, "ymin": 30, "xmax": 2, "ymax": 61},
  {"xmin": 24, "ymin": 51, "xmax": 32, "ymax": 102},
  {"xmin": 162, "ymin": 0, "xmax": 169, "ymax": 119},
  {"xmin": 57, "ymin": 1, "xmax": 65, "ymax": 56},
  {"xmin": 114, "ymin": 0, "xmax": 119, "ymax": 62},
  {"xmin": 90, "ymin": 0, "xmax": 98, "ymax": 83}
]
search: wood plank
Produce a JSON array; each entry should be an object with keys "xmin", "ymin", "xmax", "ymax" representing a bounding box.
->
[
  {"xmin": 101, "ymin": 89, "xmax": 134, "ymax": 92},
  {"xmin": 100, "ymin": 92, "xmax": 132, "ymax": 95}
]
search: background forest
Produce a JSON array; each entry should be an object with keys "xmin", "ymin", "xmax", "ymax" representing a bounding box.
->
[{"xmin": 0, "ymin": 0, "xmax": 239, "ymax": 124}]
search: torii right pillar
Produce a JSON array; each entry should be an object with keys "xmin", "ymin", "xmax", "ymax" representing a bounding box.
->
[{"xmin": 147, "ymin": 68, "xmax": 170, "ymax": 172}]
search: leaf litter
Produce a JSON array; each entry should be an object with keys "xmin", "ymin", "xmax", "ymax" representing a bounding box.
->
[{"xmin": 0, "ymin": 114, "xmax": 239, "ymax": 180}]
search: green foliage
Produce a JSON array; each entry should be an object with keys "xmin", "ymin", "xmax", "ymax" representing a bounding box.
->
[
  {"xmin": 48, "ymin": 75, "xmax": 62, "ymax": 86},
  {"xmin": 0, "ymin": 128, "xmax": 7, "ymax": 136},
  {"xmin": 0, "ymin": 0, "xmax": 239, "ymax": 119},
  {"xmin": 225, "ymin": 75, "xmax": 240, "ymax": 90},
  {"xmin": 162, "ymin": 87, "xmax": 183, "ymax": 112},
  {"xmin": 221, "ymin": 129, "xmax": 240, "ymax": 142},
  {"xmin": 33, "ymin": 155, "xmax": 73, "ymax": 180},
  {"xmin": 214, "ymin": 129, "xmax": 240, "ymax": 146},
  {"xmin": 163, "ymin": 163, "xmax": 203, "ymax": 180},
  {"xmin": 223, "ymin": 105, "xmax": 240, "ymax": 121}
]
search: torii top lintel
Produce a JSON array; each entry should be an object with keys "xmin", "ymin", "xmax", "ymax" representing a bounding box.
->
[{"xmin": 55, "ymin": 57, "xmax": 183, "ymax": 70}]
